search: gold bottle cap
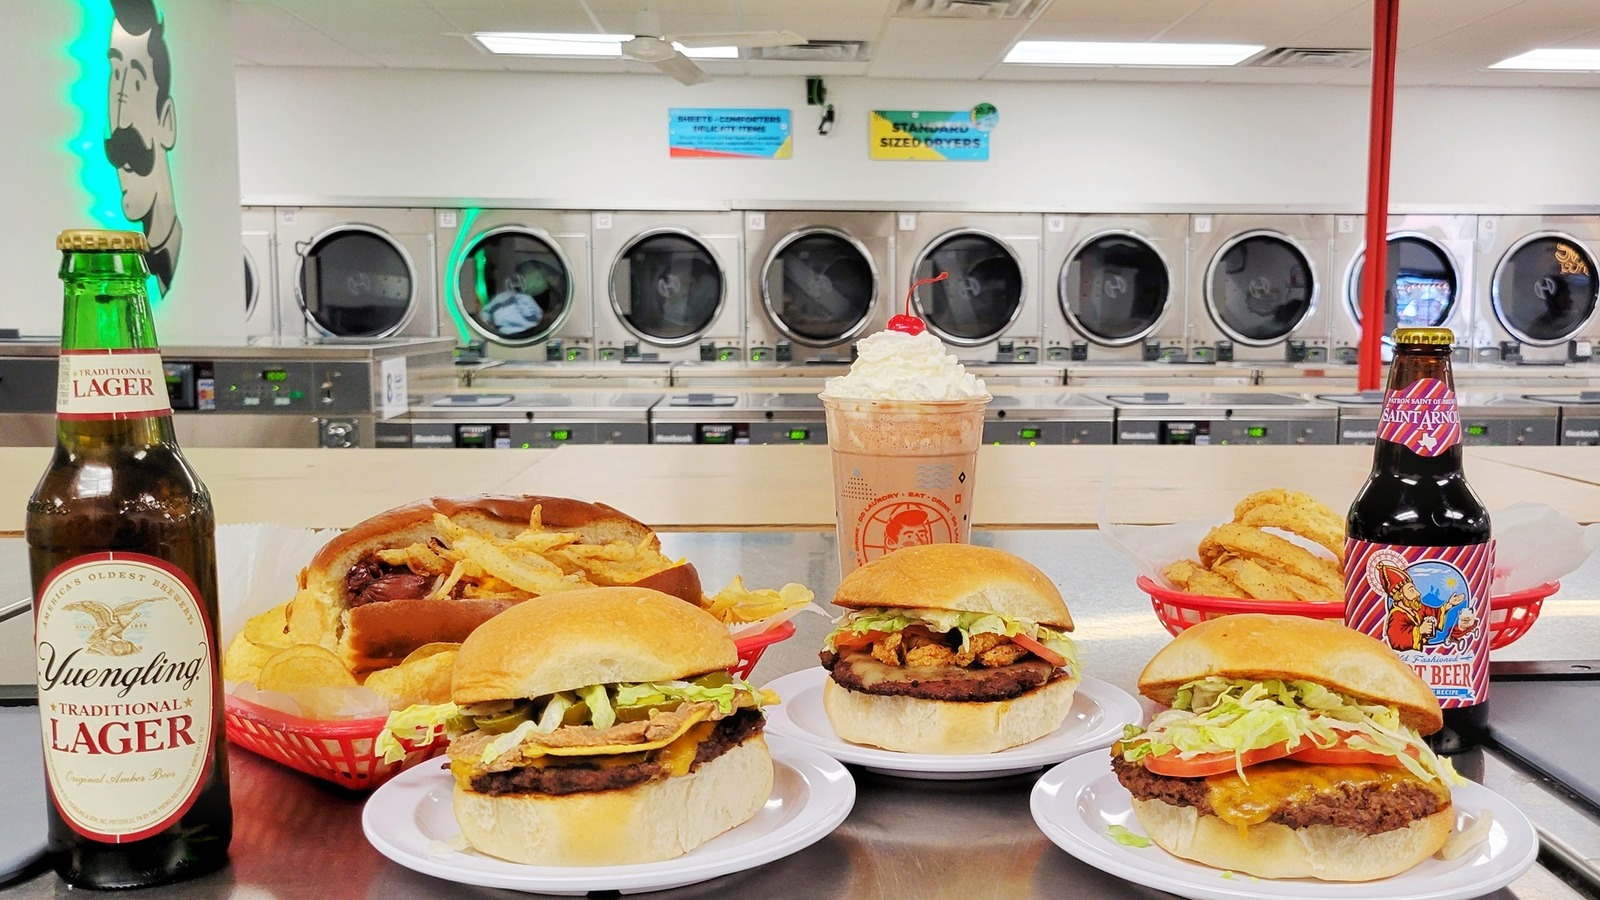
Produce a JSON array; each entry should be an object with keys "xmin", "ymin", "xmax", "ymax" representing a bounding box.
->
[
  {"xmin": 1392, "ymin": 326, "xmax": 1454, "ymax": 346},
  {"xmin": 56, "ymin": 229, "xmax": 149, "ymax": 253}
]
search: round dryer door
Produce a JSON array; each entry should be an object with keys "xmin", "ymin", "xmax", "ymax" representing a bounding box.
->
[
  {"xmin": 297, "ymin": 227, "xmax": 415, "ymax": 338},
  {"xmin": 1060, "ymin": 233, "xmax": 1169, "ymax": 346},
  {"xmin": 762, "ymin": 228, "xmax": 876, "ymax": 346},
  {"xmin": 244, "ymin": 250, "xmax": 257, "ymax": 319},
  {"xmin": 455, "ymin": 228, "xmax": 573, "ymax": 346},
  {"xmin": 1206, "ymin": 233, "xmax": 1315, "ymax": 345},
  {"xmin": 1492, "ymin": 235, "xmax": 1598, "ymax": 346},
  {"xmin": 610, "ymin": 230, "xmax": 724, "ymax": 346},
  {"xmin": 1349, "ymin": 235, "xmax": 1458, "ymax": 334},
  {"xmin": 911, "ymin": 231, "xmax": 1024, "ymax": 345}
]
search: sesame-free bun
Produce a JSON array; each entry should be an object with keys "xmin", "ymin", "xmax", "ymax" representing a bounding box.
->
[
  {"xmin": 451, "ymin": 586, "xmax": 736, "ymax": 705},
  {"xmin": 822, "ymin": 675, "xmax": 1078, "ymax": 754},
  {"xmin": 453, "ymin": 735, "xmax": 772, "ymax": 866},
  {"xmin": 1131, "ymin": 797, "xmax": 1453, "ymax": 882},
  {"xmin": 833, "ymin": 544, "xmax": 1072, "ymax": 630},
  {"xmin": 1137, "ymin": 614, "xmax": 1442, "ymax": 734}
]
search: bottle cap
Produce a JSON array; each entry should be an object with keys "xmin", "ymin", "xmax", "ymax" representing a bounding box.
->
[
  {"xmin": 1392, "ymin": 326, "xmax": 1454, "ymax": 346},
  {"xmin": 56, "ymin": 229, "xmax": 149, "ymax": 252}
]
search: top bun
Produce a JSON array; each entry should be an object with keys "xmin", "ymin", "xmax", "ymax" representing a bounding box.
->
[
  {"xmin": 1138, "ymin": 614, "xmax": 1442, "ymax": 734},
  {"xmin": 451, "ymin": 586, "xmax": 737, "ymax": 704},
  {"xmin": 833, "ymin": 544, "xmax": 1072, "ymax": 630}
]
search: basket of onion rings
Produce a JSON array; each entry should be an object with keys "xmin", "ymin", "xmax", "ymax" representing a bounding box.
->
[{"xmin": 1131, "ymin": 489, "xmax": 1554, "ymax": 650}]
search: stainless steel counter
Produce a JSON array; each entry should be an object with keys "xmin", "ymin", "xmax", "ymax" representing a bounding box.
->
[{"xmin": 5, "ymin": 531, "xmax": 1600, "ymax": 898}]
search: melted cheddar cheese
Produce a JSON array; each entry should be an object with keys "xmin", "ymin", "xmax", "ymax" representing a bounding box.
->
[
  {"xmin": 1203, "ymin": 761, "xmax": 1452, "ymax": 831},
  {"xmin": 453, "ymin": 720, "xmax": 720, "ymax": 789}
]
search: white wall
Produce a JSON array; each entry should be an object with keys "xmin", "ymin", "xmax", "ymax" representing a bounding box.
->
[
  {"xmin": 236, "ymin": 67, "xmax": 1600, "ymax": 212},
  {"xmin": 0, "ymin": 0, "xmax": 243, "ymax": 341}
]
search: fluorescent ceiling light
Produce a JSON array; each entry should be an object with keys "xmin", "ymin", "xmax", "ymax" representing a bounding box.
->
[
  {"xmin": 681, "ymin": 46, "xmax": 739, "ymax": 60},
  {"xmin": 1005, "ymin": 40, "xmax": 1264, "ymax": 67},
  {"xmin": 1489, "ymin": 48, "xmax": 1600, "ymax": 71},
  {"xmin": 474, "ymin": 32, "xmax": 628, "ymax": 57},
  {"xmin": 474, "ymin": 32, "xmax": 741, "ymax": 60}
]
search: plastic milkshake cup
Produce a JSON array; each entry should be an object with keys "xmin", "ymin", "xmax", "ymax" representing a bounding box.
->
[
  {"xmin": 820, "ymin": 276, "xmax": 991, "ymax": 577},
  {"xmin": 821, "ymin": 394, "xmax": 989, "ymax": 577}
]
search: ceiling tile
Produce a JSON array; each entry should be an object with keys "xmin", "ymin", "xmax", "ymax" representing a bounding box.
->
[{"xmin": 1033, "ymin": 0, "xmax": 1208, "ymax": 25}]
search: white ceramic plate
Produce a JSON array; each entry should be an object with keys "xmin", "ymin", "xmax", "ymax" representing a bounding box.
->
[
  {"xmin": 361, "ymin": 735, "xmax": 854, "ymax": 895},
  {"xmin": 762, "ymin": 667, "xmax": 1143, "ymax": 780},
  {"xmin": 1030, "ymin": 753, "xmax": 1539, "ymax": 900}
]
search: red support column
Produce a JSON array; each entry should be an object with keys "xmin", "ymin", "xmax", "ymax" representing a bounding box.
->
[{"xmin": 1359, "ymin": 0, "xmax": 1401, "ymax": 390}]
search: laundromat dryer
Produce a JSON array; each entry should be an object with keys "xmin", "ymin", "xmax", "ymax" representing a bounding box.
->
[
  {"xmin": 592, "ymin": 211, "xmax": 743, "ymax": 364},
  {"xmin": 744, "ymin": 211, "xmax": 893, "ymax": 364},
  {"xmin": 1331, "ymin": 215, "xmax": 1476, "ymax": 363},
  {"xmin": 1475, "ymin": 216, "xmax": 1600, "ymax": 364},
  {"xmin": 1042, "ymin": 214, "xmax": 1187, "ymax": 363},
  {"xmin": 274, "ymin": 207, "xmax": 438, "ymax": 340},
  {"xmin": 1187, "ymin": 215, "xmax": 1338, "ymax": 365},
  {"xmin": 436, "ymin": 209, "xmax": 593, "ymax": 362},
  {"xmin": 895, "ymin": 212, "xmax": 1042, "ymax": 363},
  {"xmin": 242, "ymin": 206, "xmax": 276, "ymax": 338}
]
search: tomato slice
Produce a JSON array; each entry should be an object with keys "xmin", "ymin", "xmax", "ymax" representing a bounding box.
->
[
  {"xmin": 830, "ymin": 631, "xmax": 884, "ymax": 652},
  {"xmin": 1289, "ymin": 733, "xmax": 1418, "ymax": 768},
  {"xmin": 1142, "ymin": 741, "xmax": 1295, "ymax": 778},
  {"xmin": 1009, "ymin": 633, "xmax": 1067, "ymax": 668}
]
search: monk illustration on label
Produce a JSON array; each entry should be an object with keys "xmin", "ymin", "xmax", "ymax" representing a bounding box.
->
[{"xmin": 1371, "ymin": 559, "xmax": 1479, "ymax": 653}]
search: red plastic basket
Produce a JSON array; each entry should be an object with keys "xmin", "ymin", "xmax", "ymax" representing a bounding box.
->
[
  {"xmin": 224, "ymin": 695, "xmax": 443, "ymax": 790},
  {"xmin": 225, "ymin": 619, "xmax": 799, "ymax": 790},
  {"xmin": 1139, "ymin": 575, "xmax": 1556, "ymax": 651}
]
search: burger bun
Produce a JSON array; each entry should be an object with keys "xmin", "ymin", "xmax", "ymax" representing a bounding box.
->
[{"xmin": 822, "ymin": 675, "xmax": 1078, "ymax": 754}]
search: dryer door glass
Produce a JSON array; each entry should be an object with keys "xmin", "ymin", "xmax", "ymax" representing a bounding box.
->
[
  {"xmin": 912, "ymin": 233, "xmax": 1023, "ymax": 344},
  {"xmin": 1351, "ymin": 236, "xmax": 1457, "ymax": 333},
  {"xmin": 1208, "ymin": 235, "xmax": 1314, "ymax": 344},
  {"xmin": 299, "ymin": 230, "xmax": 413, "ymax": 337},
  {"xmin": 1061, "ymin": 234, "xmax": 1168, "ymax": 345},
  {"xmin": 763, "ymin": 230, "xmax": 875, "ymax": 345},
  {"xmin": 244, "ymin": 252, "xmax": 257, "ymax": 318},
  {"xmin": 1494, "ymin": 237, "xmax": 1598, "ymax": 346},
  {"xmin": 611, "ymin": 233, "xmax": 723, "ymax": 344},
  {"xmin": 456, "ymin": 231, "xmax": 572, "ymax": 345}
]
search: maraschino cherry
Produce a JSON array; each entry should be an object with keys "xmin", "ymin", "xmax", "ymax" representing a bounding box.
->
[{"xmin": 889, "ymin": 272, "xmax": 948, "ymax": 335}]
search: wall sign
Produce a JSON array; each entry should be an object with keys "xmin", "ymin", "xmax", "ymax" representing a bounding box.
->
[
  {"xmin": 669, "ymin": 108, "xmax": 792, "ymax": 159},
  {"xmin": 870, "ymin": 108, "xmax": 993, "ymax": 162}
]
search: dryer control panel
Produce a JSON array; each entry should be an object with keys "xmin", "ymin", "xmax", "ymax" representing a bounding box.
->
[{"xmin": 195, "ymin": 360, "xmax": 371, "ymax": 414}]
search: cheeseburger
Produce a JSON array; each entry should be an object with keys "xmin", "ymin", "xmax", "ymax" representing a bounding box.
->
[
  {"xmin": 379, "ymin": 587, "xmax": 773, "ymax": 866},
  {"xmin": 287, "ymin": 495, "xmax": 701, "ymax": 673},
  {"xmin": 818, "ymin": 544, "xmax": 1078, "ymax": 754},
  {"xmin": 1114, "ymin": 614, "xmax": 1458, "ymax": 881}
]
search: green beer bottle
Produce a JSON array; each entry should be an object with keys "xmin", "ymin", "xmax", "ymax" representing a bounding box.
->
[{"xmin": 27, "ymin": 229, "xmax": 232, "ymax": 888}]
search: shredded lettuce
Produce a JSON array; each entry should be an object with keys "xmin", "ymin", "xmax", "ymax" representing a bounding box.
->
[
  {"xmin": 479, "ymin": 720, "xmax": 541, "ymax": 765},
  {"xmin": 535, "ymin": 692, "xmax": 576, "ymax": 732},
  {"xmin": 375, "ymin": 702, "xmax": 466, "ymax": 764},
  {"xmin": 1105, "ymin": 824, "xmax": 1152, "ymax": 848},
  {"xmin": 824, "ymin": 606, "xmax": 1079, "ymax": 673},
  {"xmin": 1121, "ymin": 676, "xmax": 1457, "ymax": 784},
  {"xmin": 576, "ymin": 684, "xmax": 616, "ymax": 730}
]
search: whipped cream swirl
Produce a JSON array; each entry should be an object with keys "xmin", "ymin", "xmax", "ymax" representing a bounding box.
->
[{"xmin": 820, "ymin": 330, "xmax": 989, "ymax": 401}]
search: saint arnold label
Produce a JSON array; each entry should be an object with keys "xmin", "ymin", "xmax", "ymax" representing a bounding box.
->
[{"xmin": 35, "ymin": 552, "xmax": 214, "ymax": 842}]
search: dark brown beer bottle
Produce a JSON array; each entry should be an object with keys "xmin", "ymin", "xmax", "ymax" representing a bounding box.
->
[
  {"xmin": 1345, "ymin": 327, "xmax": 1492, "ymax": 753},
  {"xmin": 27, "ymin": 229, "xmax": 232, "ymax": 888}
]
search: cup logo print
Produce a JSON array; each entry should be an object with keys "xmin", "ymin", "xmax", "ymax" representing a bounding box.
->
[
  {"xmin": 1377, "ymin": 377, "xmax": 1460, "ymax": 456},
  {"xmin": 1346, "ymin": 539, "xmax": 1493, "ymax": 708},
  {"xmin": 855, "ymin": 495, "xmax": 957, "ymax": 563}
]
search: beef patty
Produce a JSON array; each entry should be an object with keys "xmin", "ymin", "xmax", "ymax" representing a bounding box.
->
[
  {"xmin": 820, "ymin": 648, "xmax": 1061, "ymax": 703},
  {"xmin": 1110, "ymin": 755, "xmax": 1449, "ymax": 836},
  {"xmin": 469, "ymin": 709, "xmax": 765, "ymax": 797}
]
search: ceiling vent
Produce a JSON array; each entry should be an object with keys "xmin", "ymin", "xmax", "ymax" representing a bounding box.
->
[
  {"xmin": 894, "ymin": 0, "xmax": 1052, "ymax": 20},
  {"xmin": 1248, "ymin": 47, "xmax": 1371, "ymax": 69},
  {"xmin": 751, "ymin": 40, "xmax": 871, "ymax": 63}
]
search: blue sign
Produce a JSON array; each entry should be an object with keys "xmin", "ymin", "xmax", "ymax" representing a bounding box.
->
[{"xmin": 669, "ymin": 108, "xmax": 792, "ymax": 159}]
